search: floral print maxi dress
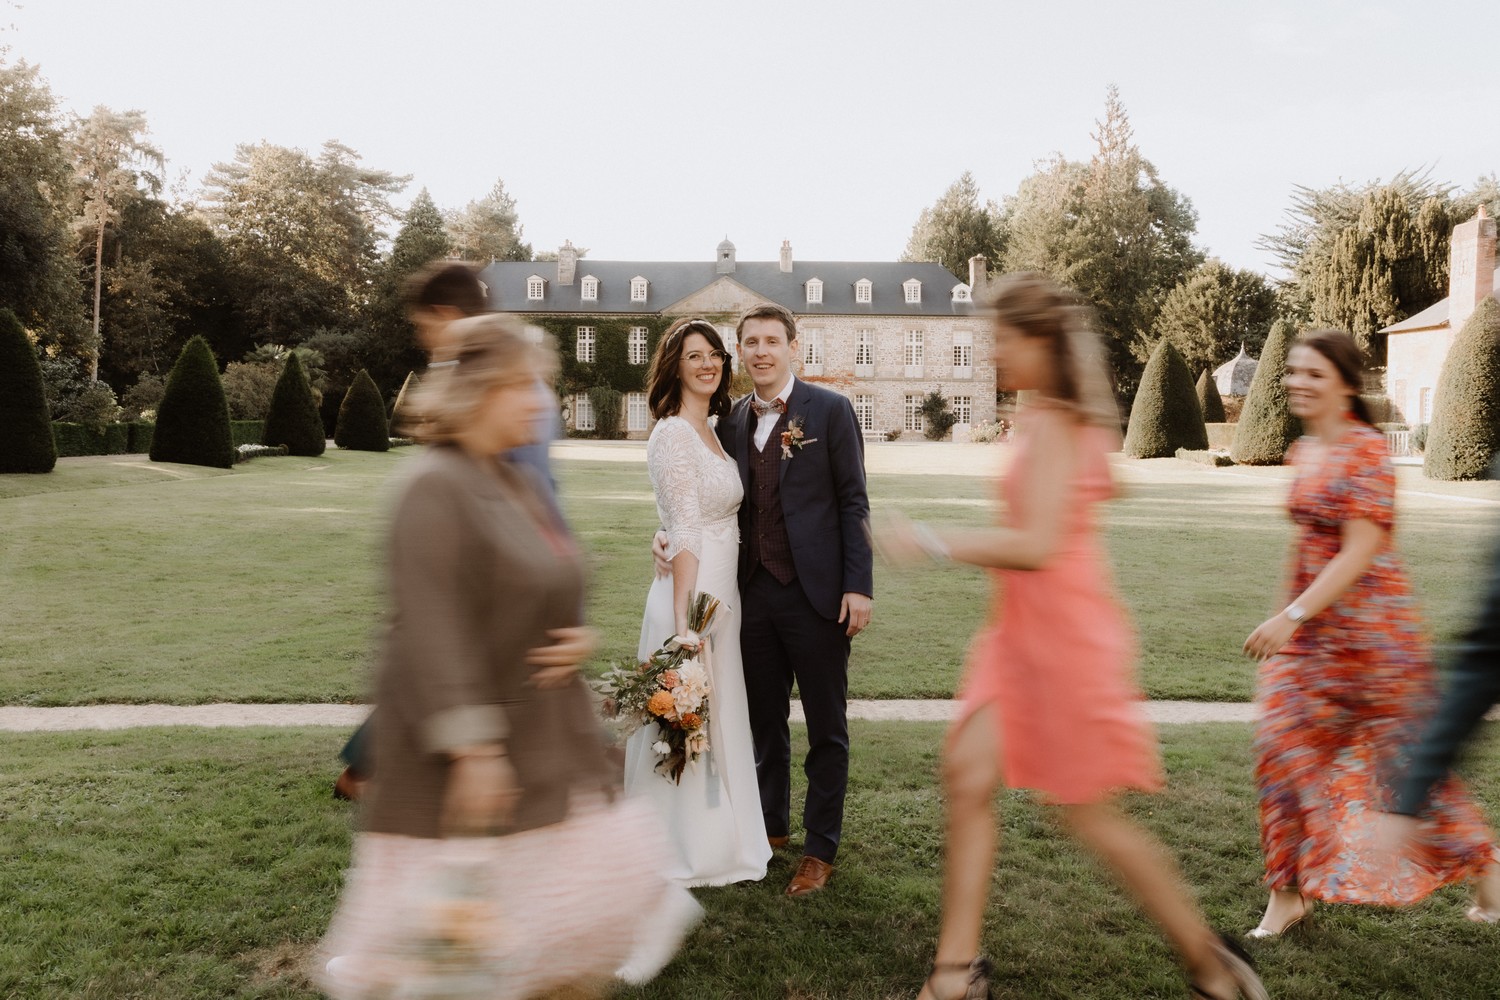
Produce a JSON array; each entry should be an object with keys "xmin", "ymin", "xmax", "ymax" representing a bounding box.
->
[{"xmin": 1255, "ymin": 424, "xmax": 1496, "ymax": 903}]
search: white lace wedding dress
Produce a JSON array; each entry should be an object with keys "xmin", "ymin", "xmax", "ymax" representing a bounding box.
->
[{"xmin": 623, "ymin": 416, "xmax": 770, "ymax": 886}]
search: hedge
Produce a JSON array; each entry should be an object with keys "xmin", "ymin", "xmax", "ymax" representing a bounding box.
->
[
  {"xmin": 335, "ymin": 370, "xmax": 390, "ymax": 452},
  {"xmin": 1231, "ymin": 319, "xmax": 1300, "ymax": 466},
  {"xmin": 1124, "ymin": 339, "xmax": 1207, "ymax": 458},
  {"xmin": 52, "ymin": 422, "xmax": 129, "ymax": 457},
  {"xmin": 151, "ymin": 335, "xmax": 234, "ymax": 469},
  {"xmin": 1195, "ymin": 369, "xmax": 1225, "ymax": 423},
  {"xmin": 1175, "ymin": 448, "xmax": 1235, "ymax": 467},
  {"xmin": 262, "ymin": 352, "xmax": 326, "ymax": 457},
  {"xmin": 1425, "ymin": 298, "xmax": 1500, "ymax": 481},
  {"xmin": 0, "ymin": 307, "xmax": 57, "ymax": 473}
]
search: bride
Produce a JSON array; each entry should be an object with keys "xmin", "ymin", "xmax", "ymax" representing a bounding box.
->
[{"xmin": 623, "ymin": 318, "xmax": 770, "ymax": 886}]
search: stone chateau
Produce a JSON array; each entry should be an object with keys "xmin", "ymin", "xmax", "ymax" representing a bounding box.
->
[{"xmin": 480, "ymin": 238, "xmax": 993, "ymax": 439}]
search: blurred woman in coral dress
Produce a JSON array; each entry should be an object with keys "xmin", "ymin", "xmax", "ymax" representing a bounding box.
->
[
  {"xmin": 883, "ymin": 273, "xmax": 1266, "ymax": 1000},
  {"xmin": 1242, "ymin": 328, "xmax": 1499, "ymax": 937}
]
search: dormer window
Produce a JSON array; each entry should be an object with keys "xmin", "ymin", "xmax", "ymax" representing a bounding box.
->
[
  {"xmin": 527, "ymin": 275, "xmax": 545, "ymax": 301},
  {"xmin": 806, "ymin": 278, "xmax": 823, "ymax": 305},
  {"xmin": 903, "ymin": 279, "xmax": 922, "ymax": 304},
  {"xmin": 580, "ymin": 275, "xmax": 598, "ymax": 301},
  {"xmin": 630, "ymin": 276, "xmax": 648, "ymax": 302},
  {"xmin": 952, "ymin": 283, "xmax": 971, "ymax": 303},
  {"xmin": 855, "ymin": 279, "xmax": 872, "ymax": 304}
]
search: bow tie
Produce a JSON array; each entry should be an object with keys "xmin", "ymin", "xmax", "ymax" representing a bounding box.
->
[{"xmin": 751, "ymin": 397, "xmax": 787, "ymax": 417}]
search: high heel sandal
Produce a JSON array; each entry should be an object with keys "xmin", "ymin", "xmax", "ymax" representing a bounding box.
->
[
  {"xmin": 1246, "ymin": 892, "xmax": 1314, "ymax": 939},
  {"xmin": 1189, "ymin": 934, "xmax": 1270, "ymax": 1000},
  {"xmin": 919, "ymin": 957, "xmax": 992, "ymax": 1000}
]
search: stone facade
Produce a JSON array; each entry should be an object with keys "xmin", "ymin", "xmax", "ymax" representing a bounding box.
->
[{"xmin": 484, "ymin": 241, "xmax": 995, "ymax": 440}]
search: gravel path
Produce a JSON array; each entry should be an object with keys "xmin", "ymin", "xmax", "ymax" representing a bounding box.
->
[{"xmin": 0, "ymin": 699, "xmax": 1263, "ymax": 732}]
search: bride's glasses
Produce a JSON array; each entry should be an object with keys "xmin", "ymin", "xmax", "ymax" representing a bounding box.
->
[{"xmin": 684, "ymin": 350, "xmax": 729, "ymax": 368}]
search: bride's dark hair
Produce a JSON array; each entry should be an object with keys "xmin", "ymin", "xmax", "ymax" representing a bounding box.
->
[{"xmin": 646, "ymin": 318, "xmax": 734, "ymax": 420}]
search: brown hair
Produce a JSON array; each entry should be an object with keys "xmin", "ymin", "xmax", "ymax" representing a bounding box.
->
[
  {"xmin": 1293, "ymin": 329, "xmax": 1374, "ymax": 425},
  {"xmin": 734, "ymin": 303, "xmax": 798, "ymax": 345},
  {"xmin": 404, "ymin": 260, "xmax": 486, "ymax": 315},
  {"xmin": 985, "ymin": 271, "xmax": 1089, "ymax": 405},
  {"xmin": 646, "ymin": 318, "xmax": 733, "ymax": 420},
  {"xmin": 400, "ymin": 315, "xmax": 557, "ymax": 443}
]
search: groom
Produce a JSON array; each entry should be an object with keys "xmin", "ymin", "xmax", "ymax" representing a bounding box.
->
[{"xmin": 702, "ymin": 303, "xmax": 874, "ymax": 896}]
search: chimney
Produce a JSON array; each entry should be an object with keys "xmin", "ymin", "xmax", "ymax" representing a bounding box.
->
[
  {"xmin": 1448, "ymin": 206, "xmax": 1496, "ymax": 334},
  {"xmin": 779, "ymin": 240, "xmax": 794, "ymax": 273},
  {"xmin": 557, "ymin": 240, "xmax": 577, "ymax": 286},
  {"xmin": 968, "ymin": 255, "xmax": 989, "ymax": 297}
]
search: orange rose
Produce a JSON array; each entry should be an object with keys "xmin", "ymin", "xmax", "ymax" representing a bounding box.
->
[
  {"xmin": 647, "ymin": 690, "xmax": 675, "ymax": 717},
  {"xmin": 661, "ymin": 670, "xmax": 679, "ymax": 689},
  {"xmin": 679, "ymin": 712, "xmax": 701, "ymax": 729}
]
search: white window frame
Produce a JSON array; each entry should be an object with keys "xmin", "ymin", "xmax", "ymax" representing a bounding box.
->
[
  {"xmin": 630, "ymin": 276, "xmax": 648, "ymax": 302},
  {"xmin": 904, "ymin": 394, "xmax": 924, "ymax": 433},
  {"xmin": 855, "ymin": 279, "xmax": 872, "ymax": 304},
  {"xmin": 580, "ymin": 275, "xmax": 598, "ymax": 302},
  {"xmin": 904, "ymin": 328, "xmax": 924, "ymax": 377},
  {"xmin": 576, "ymin": 326, "xmax": 596, "ymax": 363},
  {"xmin": 854, "ymin": 328, "xmax": 874, "ymax": 375},
  {"xmin": 573, "ymin": 392, "xmax": 595, "ymax": 431},
  {"xmin": 951, "ymin": 395, "xmax": 972, "ymax": 425},
  {"xmin": 526, "ymin": 275, "xmax": 545, "ymax": 301},
  {"xmin": 628, "ymin": 326, "xmax": 649, "ymax": 366},
  {"xmin": 951, "ymin": 283, "xmax": 971, "ymax": 303},
  {"xmin": 626, "ymin": 392, "xmax": 648, "ymax": 432},
  {"xmin": 952, "ymin": 330, "xmax": 973, "ymax": 379},
  {"xmin": 806, "ymin": 278, "xmax": 823, "ymax": 305},
  {"xmin": 903, "ymin": 278, "xmax": 922, "ymax": 304},
  {"xmin": 522, "ymin": 324, "xmax": 546, "ymax": 345},
  {"xmin": 802, "ymin": 327, "xmax": 824, "ymax": 371},
  {"xmin": 717, "ymin": 324, "xmax": 738, "ymax": 367},
  {"xmin": 854, "ymin": 393, "xmax": 874, "ymax": 432}
]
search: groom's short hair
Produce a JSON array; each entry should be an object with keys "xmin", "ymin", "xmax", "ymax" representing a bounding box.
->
[{"xmin": 735, "ymin": 303, "xmax": 798, "ymax": 344}]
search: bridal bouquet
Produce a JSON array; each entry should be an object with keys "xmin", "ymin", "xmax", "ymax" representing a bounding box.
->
[{"xmin": 597, "ymin": 591, "xmax": 722, "ymax": 783}]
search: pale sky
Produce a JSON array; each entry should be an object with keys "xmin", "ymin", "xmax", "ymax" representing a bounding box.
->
[{"xmin": 7, "ymin": 0, "xmax": 1496, "ymax": 278}]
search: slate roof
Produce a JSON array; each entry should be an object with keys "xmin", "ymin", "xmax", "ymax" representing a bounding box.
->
[
  {"xmin": 478, "ymin": 258, "xmax": 977, "ymax": 318},
  {"xmin": 1381, "ymin": 271, "xmax": 1500, "ymax": 334}
]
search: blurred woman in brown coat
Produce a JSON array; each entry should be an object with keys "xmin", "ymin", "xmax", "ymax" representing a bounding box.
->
[{"xmin": 317, "ymin": 316, "xmax": 698, "ymax": 1000}]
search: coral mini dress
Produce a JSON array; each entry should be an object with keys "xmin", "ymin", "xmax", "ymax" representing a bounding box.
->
[{"xmin": 956, "ymin": 408, "xmax": 1163, "ymax": 804}]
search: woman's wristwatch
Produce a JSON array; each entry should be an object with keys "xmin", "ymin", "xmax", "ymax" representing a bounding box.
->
[{"xmin": 1284, "ymin": 603, "xmax": 1308, "ymax": 625}]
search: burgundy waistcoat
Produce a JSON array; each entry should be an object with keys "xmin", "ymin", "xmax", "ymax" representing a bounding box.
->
[{"xmin": 745, "ymin": 410, "xmax": 796, "ymax": 585}]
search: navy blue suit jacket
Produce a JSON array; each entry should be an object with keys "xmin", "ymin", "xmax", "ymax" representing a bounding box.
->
[{"xmin": 718, "ymin": 379, "xmax": 874, "ymax": 621}]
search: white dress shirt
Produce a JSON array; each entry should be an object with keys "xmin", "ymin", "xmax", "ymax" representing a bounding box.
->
[{"xmin": 752, "ymin": 374, "xmax": 796, "ymax": 451}]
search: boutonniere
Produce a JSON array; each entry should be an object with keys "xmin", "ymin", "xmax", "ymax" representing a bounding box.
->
[{"xmin": 780, "ymin": 415, "xmax": 818, "ymax": 460}]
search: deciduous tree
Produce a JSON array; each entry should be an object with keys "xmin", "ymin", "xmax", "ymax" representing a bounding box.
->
[
  {"xmin": 68, "ymin": 106, "xmax": 163, "ymax": 381},
  {"xmin": 1149, "ymin": 259, "xmax": 1277, "ymax": 375}
]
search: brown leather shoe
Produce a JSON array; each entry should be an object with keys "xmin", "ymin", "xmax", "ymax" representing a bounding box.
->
[
  {"xmin": 768, "ymin": 835, "xmax": 790, "ymax": 850},
  {"xmin": 333, "ymin": 766, "xmax": 366, "ymax": 802},
  {"xmin": 785, "ymin": 856, "xmax": 832, "ymax": 897}
]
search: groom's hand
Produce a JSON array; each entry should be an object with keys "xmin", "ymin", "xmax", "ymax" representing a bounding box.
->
[
  {"xmin": 652, "ymin": 530, "xmax": 672, "ymax": 578},
  {"xmin": 839, "ymin": 593, "xmax": 872, "ymax": 637}
]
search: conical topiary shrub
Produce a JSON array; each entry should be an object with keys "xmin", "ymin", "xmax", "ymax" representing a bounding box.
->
[
  {"xmin": 1196, "ymin": 369, "xmax": 1226, "ymax": 423},
  {"xmin": 262, "ymin": 352, "xmax": 326, "ymax": 457},
  {"xmin": 335, "ymin": 370, "xmax": 390, "ymax": 452},
  {"xmin": 1124, "ymin": 339, "xmax": 1207, "ymax": 458},
  {"xmin": 0, "ymin": 308, "xmax": 58, "ymax": 474},
  {"xmin": 150, "ymin": 335, "xmax": 233, "ymax": 469},
  {"xmin": 1425, "ymin": 298, "xmax": 1500, "ymax": 481},
  {"xmin": 1231, "ymin": 319, "xmax": 1300, "ymax": 465},
  {"xmin": 389, "ymin": 370, "xmax": 418, "ymax": 430}
]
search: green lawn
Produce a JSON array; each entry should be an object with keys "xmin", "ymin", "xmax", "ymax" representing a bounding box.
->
[
  {"xmin": 1, "ymin": 448, "xmax": 1495, "ymax": 705},
  {"xmin": 2, "ymin": 722, "xmax": 1497, "ymax": 998}
]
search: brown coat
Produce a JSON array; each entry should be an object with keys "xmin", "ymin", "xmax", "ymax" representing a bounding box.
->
[{"xmin": 362, "ymin": 445, "xmax": 611, "ymax": 838}]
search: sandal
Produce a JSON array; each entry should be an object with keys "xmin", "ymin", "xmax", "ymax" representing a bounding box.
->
[
  {"xmin": 1189, "ymin": 934, "xmax": 1269, "ymax": 1000},
  {"xmin": 1247, "ymin": 891, "xmax": 1313, "ymax": 939},
  {"xmin": 919, "ymin": 957, "xmax": 992, "ymax": 1000},
  {"xmin": 1466, "ymin": 904, "xmax": 1500, "ymax": 924}
]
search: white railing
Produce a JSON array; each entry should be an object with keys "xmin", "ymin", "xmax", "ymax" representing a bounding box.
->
[{"xmin": 1385, "ymin": 430, "xmax": 1410, "ymax": 456}]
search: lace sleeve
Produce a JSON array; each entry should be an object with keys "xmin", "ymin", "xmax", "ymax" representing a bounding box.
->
[{"xmin": 648, "ymin": 419, "xmax": 703, "ymax": 560}]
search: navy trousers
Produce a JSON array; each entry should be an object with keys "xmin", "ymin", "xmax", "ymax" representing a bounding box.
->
[{"xmin": 740, "ymin": 566, "xmax": 851, "ymax": 863}]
